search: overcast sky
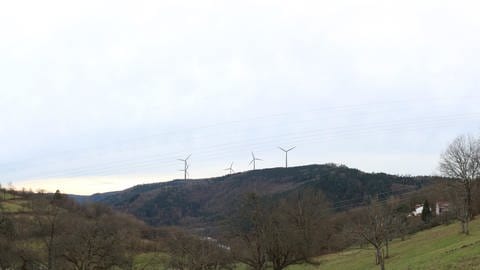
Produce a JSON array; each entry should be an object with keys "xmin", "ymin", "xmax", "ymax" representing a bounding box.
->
[{"xmin": 1, "ymin": 0, "xmax": 480, "ymax": 195}]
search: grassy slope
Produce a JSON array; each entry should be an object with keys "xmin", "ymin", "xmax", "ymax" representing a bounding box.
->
[
  {"xmin": 0, "ymin": 193, "xmax": 30, "ymax": 213},
  {"xmin": 313, "ymin": 218, "xmax": 480, "ymax": 270},
  {"xmin": 133, "ymin": 253, "xmax": 169, "ymax": 270},
  {"xmin": 0, "ymin": 192, "xmax": 16, "ymax": 200},
  {"xmin": 0, "ymin": 200, "xmax": 30, "ymax": 213}
]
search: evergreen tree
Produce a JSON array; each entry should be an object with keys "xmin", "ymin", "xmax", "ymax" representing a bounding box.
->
[
  {"xmin": 421, "ymin": 200, "xmax": 432, "ymax": 223},
  {"xmin": 53, "ymin": 190, "xmax": 62, "ymax": 201}
]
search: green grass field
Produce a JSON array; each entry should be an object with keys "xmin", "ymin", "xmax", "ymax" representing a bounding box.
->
[
  {"xmin": 0, "ymin": 200, "xmax": 24, "ymax": 212},
  {"xmin": 0, "ymin": 192, "xmax": 16, "ymax": 200},
  {"xmin": 132, "ymin": 252, "xmax": 169, "ymax": 269},
  {"xmin": 0, "ymin": 193, "xmax": 30, "ymax": 213},
  {"xmin": 314, "ymin": 218, "xmax": 480, "ymax": 270}
]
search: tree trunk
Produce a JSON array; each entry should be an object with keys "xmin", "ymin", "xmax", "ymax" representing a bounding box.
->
[
  {"xmin": 47, "ymin": 233, "xmax": 55, "ymax": 270},
  {"xmin": 376, "ymin": 248, "xmax": 385, "ymax": 270},
  {"xmin": 465, "ymin": 215, "xmax": 470, "ymax": 235},
  {"xmin": 48, "ymin": 250, "xmax": 54, "ymax": 270},
  {"xmin": 463, "ymin": 193, "xmax": 470, "ymax": 235},
  {"xmin": 466, "ymin": 182, "xmax": 473, "ymax": 220},
  {"xmin": 380, "ymin": 258, "xmax": 385, "ymax": 270},
  {"xmin": 385, "ymin": 238, "xmax": 389, "ymax": 258}
]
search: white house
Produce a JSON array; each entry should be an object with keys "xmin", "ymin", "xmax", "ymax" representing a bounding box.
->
[
  {"xmin": 411, "ymin": 204, "xmax": 424, "ymax": 217},
  {"xmin": 435, "ymin": 201, "xmax": 449, "ymax": 215},
  {"xmin": 410, "ymin": 201, "xmax": 449, "ymax": 217}
]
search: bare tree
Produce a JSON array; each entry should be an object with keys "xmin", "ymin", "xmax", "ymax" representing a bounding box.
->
[
  {"xmin": 0, "ymin": 191, "xmax": 153, "ymax": 270},
  {"xmin": 229, "ymin": 191, "xmax": 329, "ymax": 270},
  {"xmin": 57, "ymin": 207, "xmax": 139, "ymax": 270},
  {"xmin": 229, "ymin": 193, "xmax": 268, "ymax": 270},
  {"xmin": 31, "ymin": 195, "xmax": 64, "ymax": 270},
  {"xmin": 8, "ymin": 182, "xmax": 15, "ymax": 200},
  {"xmin": 439, "ymin": 134, "xmax": 480, "ymax": 235},
  {"xmin": 263, "ymin": 216, "xmax": 304, "ymax": 270},
  {"xmin": 349, "ymin": 199, "xmax": 390, "ymax": 270},
  {"xmin": 0, "ymin": 212, "xmax": 21, "ymax": 269},
  {"xmin": 279, "ymin": 189, "xmax": 329, "ymax": 261},
  {"xmin": 381, "ymin": 197, "xmax": 410, "ymax": 258}
]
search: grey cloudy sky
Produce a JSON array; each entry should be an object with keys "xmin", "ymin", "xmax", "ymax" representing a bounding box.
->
[{"xmin": 1, "ymin": 0, "xmax": 480, "ymax": 194}]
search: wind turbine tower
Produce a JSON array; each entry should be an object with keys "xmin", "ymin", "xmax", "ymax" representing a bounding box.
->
[
  {"xmin": 178, "ymin": 154, "xmax": 191, "ymax": 180},
  {"xmin": 249, "ymin": 152, "xmax": 262, "ymax": 170},
  {"xmin": 279, "ymin": 146, "xmax": 296, "ymax": 168},
  {"xmin": 224, "ymin": 162, "xmax": 235, "ymax": 175}
]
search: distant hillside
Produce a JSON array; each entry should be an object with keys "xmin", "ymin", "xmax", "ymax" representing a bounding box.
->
[{"xmin": 86, "ymin": 164, "xmax": 434, "ymax": 227}]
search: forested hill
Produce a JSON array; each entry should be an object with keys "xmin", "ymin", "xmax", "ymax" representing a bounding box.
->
[{"xmin": 86, "ymin": 164, "xmax": 434, "ymax": 227}]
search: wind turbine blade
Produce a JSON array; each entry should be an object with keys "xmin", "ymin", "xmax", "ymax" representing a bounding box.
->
[
  {"xmin": 177, "ymin": 159, "xmax": 185, "ymax": 162},
  {"xmin": 251, "ymin": 152, "xmax": 255, "ymax": 159},
  {"xmin": 230, "ymin": 162, "xmax": 234, "ymax": 168},
  {"xmin": 279, "ymin": 147, "xmax": 286, "ymax": 152},
  {"xmin": 256, "ymin": 158, "xmax": 263, "ymax": 161},
  {"xmin": 249, "ymin": 159, "xmax": 254, "ymax": 165},
  {"xmin": 288, "ymin": 146, "xmax": 296, "ymax": 151},
  {"xmin": 186, "ymin": 154, "xmax": 192, "ymax": 160}
]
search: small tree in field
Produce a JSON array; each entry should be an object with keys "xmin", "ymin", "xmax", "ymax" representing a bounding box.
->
[
  {"xmin": 229, "ymin": 193, "xmax": 268, "ymax": 270},
  {"xmin": 439, "ymin": 134, "xmax": 480, "ymax": 235},
  {"xmin": 350, "ymin": 198, "xmax": 390, "ymax": 270},
  {"xmin": 31, "ymin": 195, "xmax": 63, "ymax": 270},
  {"xmin": 265, "ymin": 190, "xmax": 329, "ymax": 270}
]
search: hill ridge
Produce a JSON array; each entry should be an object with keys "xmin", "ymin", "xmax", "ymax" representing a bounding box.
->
[{"xmin": 82, "ymin": 164, "xmax": 434, "ymax": 227}]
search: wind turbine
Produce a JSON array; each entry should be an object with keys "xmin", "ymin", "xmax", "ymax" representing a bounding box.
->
[
  {"xmin": 224, "ymin": 162, "xmax": 235, "ymax": 175},
  {"xmin": 178, "ymin": 154, "xmax": 191, "ymax": 180},
  {"xmin": 249, "ymin": 152, "xmax": 262, "ymax": 170},
  {"xmin": 279, "ymin": 146, "xmax": 296, "ymax": 168}
]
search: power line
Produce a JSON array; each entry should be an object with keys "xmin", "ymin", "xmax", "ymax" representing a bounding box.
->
[
  {"xmin": 4, "ymin": 96, "xmax": 479, "ymax": 170},
  {"xmin": 3, "ymin": 108, "xmax": 476, "ymax": 176},
  {"xmin": 4, "ymin": 112, "xmax": 480, "ymax": 182},
  {"xmin": 5, "ymin": 115, "xmax": 475, "ymax": 183},
  {"xmin": 12, "ymin": 118, "xmax": 468, "ymax": 181}
]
